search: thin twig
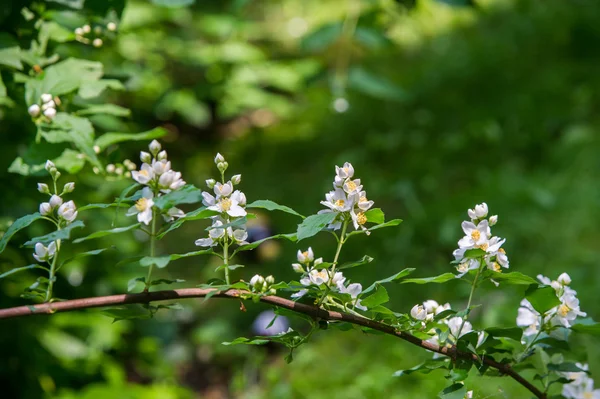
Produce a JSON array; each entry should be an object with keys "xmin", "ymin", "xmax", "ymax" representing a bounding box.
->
[{"xmin": 0, "ymin": 289, "xmax": 546, "ymax": 399}]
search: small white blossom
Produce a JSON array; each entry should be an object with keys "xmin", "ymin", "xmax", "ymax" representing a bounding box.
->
[
  {"xmin": 157, "ymin": 150, "xmax": 167, "ymax": 161},
  {"xmin": 152, "ymin": 159, "xmax": 171, "ymax": 175},
  {"xmin": 126, "ymin": 187, "xmax": 154, "ymax": 225},
  {"xmin": 214, "ymin": 182, "xmax": 233, "ymax": 197},
  {"xmin": 307, "ymin": 269, "xmax": 329, "ymax": 286},
  {"xmin": 63, "ymin": 182, "xmax": 75, "ymax": 193},
  {"xmin": 131, "ymin": 163, "xmax": 155, "ymax": 185},
  {"xmin": 163, "ymin": 207, "xmax": 185, "ymax": 222},
  {"xmin": 231, "ymin": 174, "xmax": 242, "ymax": 185},
  {"xmin": 107, "ymin": 22, "xmax": 117, "ymax": 31},
  {"xmin": 33, "ymin": 242, "xmax": 57, "ymax": 263},
  {"xmin": 458, "ymin": 220, "xmax": 490, "ymax": 249},
  {"xmin": 44, "ymin": 107, "xmax": 57, "ymax": 119},
  {"xmin": 489, "ymin": 215, "xmax": 498, "ymax": 226},
  {"xmin": 49, "ymin": 195, "xmax": 63, "ymax": 209},
  {"xmin": 214, "ymin": 153, "xmax": 225, "ymax": 164},
  {"xmin": 140, "ymin": 151, "xmax": 152, "ymax": 163},
  {"xmin": 92, "ymin": 38, "xmax": 103, "ymax": 47},
  {"xmin": 82, "ymin": 24, "xmax": 91, "ymax": 33},
  {"xmin": 291, "ymin": 263, "xmax": 304, "ymax": 273},
  {"xmin": 411, "ymin": 304, "xmax": 427, "ymax": 321},
  {"xmin": 297, "ymin": 248, "xmax": 314, "ymax": 264},
  {"xmin": 39, "ymin": 202, "xmax": 52, "ymax": 215},
  {"xmin": 58, "ymin": 200, "xmax": 78, "ymax": 223},
  {"xmin": 37, "ymin": 183, "xmax": 50, "ymax": 194},
  {"xmin": 467, "ymin": 202, "xmax": 488, "ymax": 220},
  {"xmin": 42, "ymin": 100, "xmax": 55, "ymax": 110},
  {"xmin": 516, "ymin": 299, "xmax": 541, "ymax": 337},
  {"xmin": 206, "ymin": 179, "xmax": 216, "ymax": 189},
  {"xmin": 448, "ymin": 316, "xmax": 472, "ymax": 338},
  {"xmin": 41, "ymin": 93, "xmax": 53, "ymax": 103},
  {"xmin": 149, "ymin": 140, "xmax": 161, "ymax": 155},
  {"xmin": 28, "ymin": 104, "xmax": 41, "ymax": 117}
]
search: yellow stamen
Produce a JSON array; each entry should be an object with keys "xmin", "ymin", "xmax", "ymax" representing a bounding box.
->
[
  {"xmin": 498, "ymin": 248, "xmax": 506, "ymax": 254},
  {"xmin": 302, "ymin": 251, "xmax": 309, "ymax": 259},
  {"xmin": 471, "ymin": 230, "xmax": 481, "ymax": 241},
  {"xmin": 477, "ymin": 243, "xmax": 489, "ymax": 251},
  {"xmin": 220, "ymin": 198, "xmax": 232, "ymax": 211},
  {"xmin": 335, "ymin": 199, "xmax": 345, "ymax": 207},
  {"xmin": 584, "ymin": 392, "xmax": 593, "ymax": 399},
  {"xmin": 360, "ymin": 196, "xmax": 367, "ymax": 203},
  {"xmin": 135, "ymin": 198, "xmax": 149, "ymax": 211},
  {"xmin": 491, "ymin": 262, "xmax": 501, "ymax": 272},
  {"xmin": 558, "ymin": 304, "xmax": 570, "ymax": 317},
  {"xmin": 356, "ymin": 212, "xmax": 367, "ymax": 225},
  {"xmin": 346, "ymin": 181, "xmax": 357, "ymax": 191}
]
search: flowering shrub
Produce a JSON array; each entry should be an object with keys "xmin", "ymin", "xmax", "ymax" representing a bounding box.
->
[{"xmin": 0, "ymin": 139, "xmax": 599, "ymax": 399}]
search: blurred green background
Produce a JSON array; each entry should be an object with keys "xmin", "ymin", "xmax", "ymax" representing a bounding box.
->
[{"xmin": 1, "ymin": 0, "xmax": 600, "ymax": 397}]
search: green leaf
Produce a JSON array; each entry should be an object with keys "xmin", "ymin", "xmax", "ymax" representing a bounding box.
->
[
  {"xmin": 338, "ymin": 255, "xmax": 374, "ymax": 270},
  {"xmin": 463, "ymin": 248, "xmax": 487, "ymax": 258},
  {"xmin": 570, "ymin": 318, "xmax": 600, "ymax": 336},
  {"xmin": 525, "ymin": 285, "xmax": 561, "ymax": 314},
  {"xmin": 247, "ymin": 200, "xmax": 305, "ymax": 219},
  {"xmin": 72, "ymin": 223, "xmax": 140, "ymax": 243},
  {"xmin": 361, "ymin": 285, "xmax": 389, "ymax": 308},
  {"xmin": 58, "ymin": 248, "xmax": 113, "ymax": 269},
  {"xmin": 491, "ymin": 272, "xmax": 538, "ymax": 285},
  {"xmin": 78, "ymin": 203, "xmax": 129, "ymax": 211},
  {"xmin": 100, "ymin": 304, "xmax": 152, "ymax": 321},
  {"xmin": 78, "ymin": 79, "xmax": 124, "ymax": 99},
  {"xmin": 150, "ymin": 278, "xmax": 185, "ymax": 286},
  {"xmin": 296, "ymin": 213, "xmax": 336, "ymax": 241},
  {"xmin": 0, "ymin": 264, "xmax": 49, "ymax": 279},
  {"xmin": 127, "ymin": 277, "xmax": 145, "ymax": 292},
  {"xmin": 232, "ymin": 233, "xmax": 297, "ymax": 256},
  {"xmin": 0, "ymin": 46, "xmax": 22, "ymax": 69},
  {"xmin": 153, "ymin": 184, "xmax": 203, "ymax": 210},
  {"xmin": 485, "ymin": 327, "xmax": 523, "ymax": 342},
  {"xmin": 94, "ymin": 127, "xmax": 167, "ymax": 151},
  {"xmin": 206, "ymin": 216, "xmax": 249, "ymax": 231},
  {"xmin": 23, "ymin": 220, "xmax": 85, "ymax": 247},
  {"xmin": 214, "ymin": 264, "xmax": 245, "ymax": 272},
  {"xmin": 393, "ymin": 359, "xmax": 448, "ymax": 377},
  {"xmin": 402, "ymin": 273, "xmax": 456, "ymax": 285},
  {"xmin": 222, "ymin": 337, "xmax": 270, "ymax": 346},
  {"xmin": 0, "ymin": 213, "xmax": 42, "ymax": 254},
  {"xmin": 151, "ymin": 0, "xmax": 196, "ymax": 7},
  {"xmin": 548, "ymin": 363, "xmax": 590, "ymax": 373},
  {"xmin": 364, "ymin": 208, "xmax": 385, "ymax": 224},
  {"xmin": 362, "ymin": 268, "xmax": 415, "ymax": 294},
  {"xmin": 140, "ymin": 256, "xmax": 171, "ymax": 269},
  {"xmin": 348, "ymin": 66, "xmax": 408, "ymax": 101},
  {"xmin": 46, "ymin": 113, "xmax": 101, "ymax": 169},
  {"xmin": 76, "ymin": 104, "xmax": 131, "ymax": 117},
  {"xmin": 169, "ymin": 249, "xmax": 215, "ymax": 261},
  {"xmin": 157, "ymin": 207, "xmax": 220, "ymax": 239},
  {"xmin": 438, "ymin": 383, "xmax": 467, "ymax": 399},
  {"xmin": 367, "ymin": 218, "xmax": 403, "ymax": 232},
  {"xmin": 301, "ymin": 22, "xmax": 342, "ymax": 52}
]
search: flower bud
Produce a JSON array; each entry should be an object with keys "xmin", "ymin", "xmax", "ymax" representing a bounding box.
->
[
  {"xmin": 206, "ymin": 178, "xmax": 216, "ymax": 189},
  {"xmin": 41, "ymin": 93, "xmax": 53, "ymax": 103},
  {"xmin": 107, "ymin": 22, "xmax": 117, "ymax": 31},
  {"xmin": 140, "ymin": 151, "xmax": 152, "ymax": 163},
  {"xmin": 149, "ymin": 140, "xmax": 161, "ymax": 155},
  {"xmin": 49, "ymin": 195, "xmax": 63, "ymax": 209},
  {"xmin": 39, "ymin": 202, "xmax": 52, "ymax": 215},
  {"xmin": 214, "ymin": 153, "xmax": 225, "ymax": 164},
  {"xmin": 489, "ymin": 215, "xmax": 498, "ymax": 226},
  {"xmin": 250, "ymin": 274, "xmax": 265, "ymax": 291},
  {"xmin": 63, "ymin": 182, "xmax": 75, "ymax": 193},
  {"xmin": 157, "ymin": 150, "xmax": 167, "ymax": 161},
  {"xmin": 291, "ymin": 263, "xmax": 304, "ymax": 273},
  {"xmin": 42, "ymin": 100, "xmax": 55, "ymax": 110},
  {"xmin": 231, "ymin": 174, "xmax": 242, "ymax": 185},
  {"xmin": 217, "ymin": 161, "xmax": 228, "ymax": 173},
  {"xmin": 93, "ymin": 145, "xmax": 101, "ymax": 154},
  {"xmin": 94, "ymin": 26, "xmax": 102, "ymax": 34},
  {"xmin": 557, "ymin": 273, "xmax": 571, "ymax": 285},
  {"xmin": 83, "ymin": 24, "xmax": 91, "ymax": 33},
  {"xmin": 92, "ymin": 38, "xmax": 103, "ymax": 48},
  {"xmin": 75, "ymin": 27, "xmax": 84, "ymax": 36},
  {"xmin": 54, "ymin": 171, "xmax": 62, "ymax": 179},
  {"xmin": 45, "ymin": 160, "xmax": 56, "ymax": 174},
  {"xmin": 33, "ymin": 242, "xmax": 56, "ymax": 263},
  {"xmin": 551, "ymin": 281, "xmax": 561, "ymax": 292},
  {"xmin": 410, "ymin": 304, "xmax": 427, "ymax": 321},
  {"xmin": 37, "ymin": 183, "xmax": 50, "ymax": 194},
  {"xmin": 265, "ymin": 275, "xmax": 275, "ymax": 285},
  {"xmin": 106, "ymin": 164, "xmax": 116, "ymax": 173},
  {"xmin": 58, "ymin": 200, "xmax": 78, "ymax": 223},
  {"xmin": 28, "ymin": 104, "xmax": 41, "ymax": 117},
  {"xmin": 43, "ymin": 107, "xmax": 57, "ymax": 119}
]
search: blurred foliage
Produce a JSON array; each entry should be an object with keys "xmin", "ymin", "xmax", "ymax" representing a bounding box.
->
[{"xmin": 1, "ymin": 0, "xmax": 600, "ymax": 397}]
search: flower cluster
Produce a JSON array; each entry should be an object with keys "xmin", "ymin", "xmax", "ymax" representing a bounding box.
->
[
  {"xmin": 290, "ymin": 247, "xmax": 366, "ymax": 311},
  {"xmin": 517, "ymin": 273, "xmax": 586, "ymax": 337},
  {"xmin": 195, "ymin": 153, "xmax": 249, "ymax": 248},
  {"xmin": 74, "ymin": 22, "xmax": 117, "ymax": 47},
  {"xmin": 561, "ymin": 363, "xmax": 600, "ymax": 399},
  {"xmin": 28, "ymin": 93, "xmax": 60, "ymax": 121},
  {"xmin": 410, "ymin": 299, "xmax": 451, "ymax": 323},
  {"xmin": 128, "ymin": 140, "xmax": 186, "ymax": 225},
  {"xmin": 452, "ymin": 202, "xmax": 508, "ymax": 277},
  {"xmin": 105, "ymin": 159, "xmax": 136, "ymax": 179},
  {"xmin": 249, "ymin": 274, "xmax": 275, "ymax": 295},
  {"xmin": 318, "ymin": 162, "xmax": 374, "ymax": 232}
]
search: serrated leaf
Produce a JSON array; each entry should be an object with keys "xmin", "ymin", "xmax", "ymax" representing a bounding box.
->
[
  {"xmin": 140, "ymin": 256, "xmax": 171, "ymax": 269},
  {"xmin": 72, "ymin": 223, "xmax": 140, "ymax": 243},
  {"xmin": 489, "ymin": 272, "xmax": 538, "ymax": 285},
  {"xmin": 94, "ymin": 127, "xmax": 167, "ymax": 151},
  {"xmin": 361, "ymin": 285, "xmax": 389, "ymax": 308},
  {"xmin": 0, "ymin": 264, "xmax": 49, "ymax": 279},
  {"xmin": 0, "ymin": 213, "xmax": 42, "ymax": 254},
  {"xmin": 364, "ymin": 208, "xmax": 385, "ymax": 224},
  {"xmin": 525, "ymin": 285, "xmax": 561, "ymax": 314},
  {"xmin": 23, "ymin": 220, "xmax": 85, "ymax": 247},
  {"xmin": 338, "ymin": 255, "xmax": 374, "ymax": 270},
  {"xmin": 247, "ymin": 200, "xmax": 304, "ymax": 219},
  {"xmin": 362, "ymin": 268, "xmax": 415, "ymax": 294},
  {"xmin": 296, "ymin": 212, "xmax": 336, "ymax": 241},
  {"xmin": 402, "ymin": 273, "xmax": 456, "ymax": 285},
  {"xmin": 153, "ymin": 185, "xmax": 203, "ymax": 210}
]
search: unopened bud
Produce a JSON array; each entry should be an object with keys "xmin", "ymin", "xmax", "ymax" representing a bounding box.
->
[
  {"xmin": 75, "ymin": 27, "xmax": 84, "ymax": 36},
  {"xmin": 37, "ymin": 183, "xmax": 50, "ymax": 194},
  {"xmin": 149, "ymin": 140, "xmax": 161, "ymax": 155},
  {"xmin": 269, "ymin": 288, "xmax": 276, "ymax": 295},
  {"xmin": 265, "ymin": 275, "xmax": 275, "ymax": 285},
  {"xmin": 45, "ymin": 160, "xmax": 58, "ymax": 177},
  {"xmin": 140, "ymin": 151, "xmax": 152, "ymax": 163},
  {"xmin": 41, "ymin": 93, "xmax": 53, "ymax": 103},
  {"xmin": 39, "ymin": 202, "xmax": 52, "ymax": 215},
  {"xmin": 63, "ymin": 182, "xmax": 75, "ymax": 193},
  {"xmin": 93, "ymin": 145, "xmax": 101, "ymax": 154},
  {"xmin": 217, "ymin": 161, "xmax": 228, "ymax": 173},
  {"xmin": 557, "ymin": 273, "xmax": 571, "ymax": 286},
  {"xmin": 82, "ymin": 24, "xmax": 91, "ymax": 33},
  {"xmin": 107, "ymin": 22, "xmax": 117, "ymax": 31},
  {"xmin": 489, "ymin": 215, "xmax": 498, "ymax": 226},
  {"xmin": 54, "ymin": 171, "xmax": 61, "ymax": 179},
  {"xmin": 249, "ymin": 274, "xmax": 265, "ymax": 291},
  {"xmin": 214, "ymin": 153, "xmax": 225, "ymax": 164},
  {"xmin": 157, "ymin": 150, "xmax": 167, "ymax": 161},
  {"xmin": 206, "ymin": 178, "xmax": 216, "ymax": 189},
  {"xmin": 231, "ymin": 174, "xmax": 242, "ymax": 185},
  {"xmin": 291, "ymin": 263, "xmax": 304, "ymax": 273},
  {"xmin": 28, "ymin": 104, "xmax": 41, "ymax": 117},
  {"xmin": 92, "ymin": 38, "xmax": 103, "ymax": 48},
  {"xmin": 106, "ymin": 164, "xmax": 116, "ymax": 173},
  {"xmin": 42, "ymin": 100, "xmax": 55, "ymax": 110},
  {"xmin": 43, "ymin": 107, "xmax": 57, "ymax": 119}
]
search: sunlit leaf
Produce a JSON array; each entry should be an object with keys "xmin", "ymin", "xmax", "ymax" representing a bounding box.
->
[
  {"xmin": 23, "ymin": 220, "xmax": 85, "ymax": 247},
  {"xmin": 153, "ymin": 185, "xmax": 203, "ymax": 210},
  {"xmin": 94, "ymin": 127, "xmax": 167, "ymax": 151},
  {"xmin": 362, "ymin": 268, "xmax": 415, "ymax": 294},
  {"xmin": 0, "ymin": 213, "xmax": 42, "ymax": 254},
  {"xmin": 72, "ymin": 223, "xmax": 140, "ymax": 243},
  {"xmin": 296, "ymin": 213, "xmax": 336, "ymax": 241},
  {"xmin": 402, "ymin": 273, "xmax": 456, "ymax": 285},
  {"xmin": 247, "ymin": 199, "xmax": 305, "ymax": 219}
]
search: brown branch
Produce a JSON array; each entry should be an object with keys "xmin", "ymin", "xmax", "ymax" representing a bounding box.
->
[{"xmin": 0, "ymin": 289, "xmax": 546, "ymax": 399}]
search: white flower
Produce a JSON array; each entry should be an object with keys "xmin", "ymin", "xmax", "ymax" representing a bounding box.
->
[
  {"xmin": 448, "ymin": 317, "xmax": 472, "ymax": 338},
  {"xmin": 132, "ymin": 163, "xmax": 155, "ymax": 185},
  {"xmin": 39, "ymin": 202, "xmax": 52, "ymax": 215},
  {"xmin": 214, "ymin": 153, "xmax": 225, "ymax": 164},
  {"xmin": 343, "ymin": 178, "xmax": 363, "ymax": 195},
  {"xmin": 562, "ymin": 372, "xmax": 600, "ymax": 399},
  {"xmin": 28, "ymin": 104, "xmax": 41, "ymax": 117},
  {"xmin": 92, "ymin": 38, "xmax": 103, "ymax": 47},
  {"xmin": 554, "ymin": 293, "xmax": 586, "ymax": 328},
  {"xmin": 423, "ymin": 300, "xmax": 440, "ymax": 314},
  {"xmin": 411, "ymin": 304, "xmax": 427, "ymax": 321},
  {"xmin": 338, "ymin": 282, "xmax": 367, "ymax": 310},
  {"xmin": 75, "ymin": 27, "xmax": 84, "ymax": 35},
  {"xmin": 489, "ymin": 215, "xmax": 498, "ymax": 226},
  {"xmin": 464, "ymin": 391, "xmax": 473, "ymax": 399},
  {"xmin": 231, "ymin": 190, "xmax": 246, "ymax": 207},
  {"xmin": 152, "ymin": 160, "xmax": 171, "ymax": 175},
  {"xmin": 214, "ymin": 182, "xmax": 233, "ymax": 197},
  {"xmin": 163, "ymin": 207, "xmax": 185, "ymax": 222},
  {"xmin": 149, "ymin": 140, "xmax": 161, "ymax": 155},
  {"xmin": 307, "ymin": 269, "xmax": 329, "ymax": 286},
  {"xmin": 37, "ymin": 183, "xmax": 49, "ymax": 194},
  {"xmin": 33, "ymin": 242, "xmax": 57, "ymax": 263},
  {"xmin": 140, "ymin": 151, "xmax": 152, "ymax": 163},
  {"xmin": 321, "ymin": 188, "xmax": 355, "ymax": 212},
  {"xmin": 250, "ymin": 274, "xmax": 265, "ymax": 291},
  {"xmin": 350, "ymin": 208, "xmax": 368, "ymax": 231},
  {"xmin": 107, "ymin": 22, "xmax": 117, "ymax": 31},
  {"xmin": 516, "ymin": 299, "xmax": 541, "ymax": 337},
  {"xmin": 291, "ymin": 289, "xmax": 308, "ymax": 299},
  {"xmin": 232, "ymin": 228, "xmax": 248, "ymax": 244},
  {"xmin": 356, "ymin": 191, "xmax": 374, "ymax": 211},
  {"xmin": 231, "ymin": 174, "xmax": 242, "ymax": 185},
  {"xmin": 42, "ymin": 100, "xmax": 55, "ymax": 110},
  {"xmin": 158, "ymin": 170, "xmax": 185, "ymax": 192},
  {"xmin": 49, "ymin": 195, "xmax": 63, "ymax": 209},
  {"xmin": 208, "ymin": 196, "xmax": 246, "ymax": 217},
  {"xmin": 457, "ymin": 220, "xmax": 490, "ymax": 249},
  {"xmin": 455, "ymin": 258, "xmax": 480, "ymax": 277},
  {"xmin": 58, "ymin": 200, "xmax": 78, "ymax": 223},
  {"xmin": 126, "ymin": 187, "xmax": 154, "ymax": 225},
  {"xmin": 41, "ymin": 93, "xmax": 53, "ymax": 103},
  {"xmin": 43, "ymin": 108, "xmax": 57, "ymax": 119},
  {"xmin": 195, "ymin": 219, "xmax": 226, "ymax": 247},
  {"xmin": 335, "ymin": 162, "xmax": 354, "ymax": 180},
  {"xmin": 205, "ymin": 179, "xmax": 216, "ymax": 189},
  {"xmin": 467, "ymin": 202, "xmax": 488, "ymax": 220},
  {"xmin": 82, "ymin": 24, "xmax": 91, "ymax": 33},
  {"xmin": 558, "ymin": 273, "xmax": 572, "ymax": 286},
  {"xmin": 331, "ymin": 272, "xmax": 346, "ymax": 287},
  {"xmin": 297, "ymin": 248, "xmax": 314, "ymax": 264},
  {"xmin": 45, "ymin": 160, "xmax": 56, "ymax": 173}
]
